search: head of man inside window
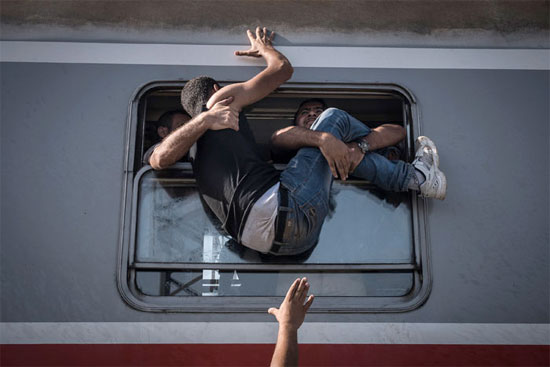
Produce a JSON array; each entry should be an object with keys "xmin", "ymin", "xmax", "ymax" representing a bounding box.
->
[
  {"xmin": 143, "ymin": 110, "xmax": 191, "ymax": 166},
  {"xmin": 156, "ymin": 111, "xmax": 191, "ymax": 139},
  {"xmin": 294, "ymin": 98, "xmax": 327, "ymax": 129}
]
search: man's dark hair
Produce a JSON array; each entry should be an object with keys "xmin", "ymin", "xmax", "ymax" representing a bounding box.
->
[
  {"xmin": 181, "ymin": 76, "xmax": 219, "ymax": 117},
  {"xmin": 293, "ymin": 98, "xmax": 328, "ymax": 124},
  {"xmin": 157, "ymin": 110, "xmax": 189, "ymax": 129}
]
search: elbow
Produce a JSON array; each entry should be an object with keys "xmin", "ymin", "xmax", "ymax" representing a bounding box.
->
[
  {"xmin": 149, "ymin": 155, "xmax": 163, "ymax": 170},
  {"xmin": 271, "ymin": 130, "xmax": 283, "ymax": 147},
  {"xmin": 283, "ymin": 63, "xmax": 294, "ymax": 81},
  {"xmin": 149, "ymin": 151, "xmax": 171, "ymax": 170},
  {"xmin": 397, "ymin": 126, "xmax": 407, "ymax": 141},
  {"xmin": 381, "ymin": 124, "xmax": 406, "ymax": 144},
  {"xmin": 278, "ymin": 60, "xmax": 293, "ymax": 82},
  {"xmin": 271, "ymin": 127, "xmax": 294, "ymax": 148}
]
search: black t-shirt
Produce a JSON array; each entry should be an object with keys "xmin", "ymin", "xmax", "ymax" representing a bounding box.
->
[{"xmin": 191, "ymin": 113, "xmax": 280, "ymax": 241}]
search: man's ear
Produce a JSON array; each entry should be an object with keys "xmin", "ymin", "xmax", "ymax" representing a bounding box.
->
[
  {"xmin": 157, "ymin": 126, "xmax": 169, "ymax": 138},
  {"xmin": 206, "ymin": 84, "xmax": 221, "ymax": 110}
]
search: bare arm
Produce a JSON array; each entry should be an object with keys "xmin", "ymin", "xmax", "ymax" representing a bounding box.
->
[
  {"xmin": 345, "ymin": 124, "xmax": 407, "ymax": 171},
  {"xmin": 272, "ymin": 123, "xmax": 406, "ymax": 179},
  {"xmin": 206, "ymin": 27, "xmax": 293, "ymax": 112},
  {"xmin": 269, "ymin": 278, "xmax": 314, "ymax": 367},
  {"xmin": 271, "ymin": 126, "xmax": 352, "ymax": 180},
  {"xmin": 361, "ymin": 124, "xmax": 406, "ymax": 150},
  {"xmin": 149, "ymin": 97, "xmax": 238, "ymax": 170},
  {"xmin": 273, "ymin": 124, "xmax": 405, "ymax": 152}
]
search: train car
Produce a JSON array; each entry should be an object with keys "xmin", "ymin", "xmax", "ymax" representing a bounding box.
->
[{"xmin": 1, "ymin": 1, "xmax": 549, "ymax": 365}]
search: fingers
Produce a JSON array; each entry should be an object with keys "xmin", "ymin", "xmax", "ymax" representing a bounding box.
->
[
  {"xmin": 215, "ymin": 96, "xmax": 234, "ymax": 106},
  {"xmin": 336, "ymin": 158, "xmax": 349, "ymax": 181},
  {"xmin": 285, "ymin": 278, "xmax": 300, "ymax": 302},
  {"xmin": 248, "ymin": 26, "xmax": 272, "ymax": 41},
  {"xmin": 268, "ymin": 307, "xmax": 278, "ymax": 316},
  {"xmin": 234, "ymin": 50, "xmax": 253, "ymax": 56},
  {"xmin": 295, "ymin": 277, "xmax": 307, "ymax": 301},
  {"xmin": 256, "ymin": 26, "xmax": 261, "ymax": 40},
  {"xmin": 246, "ymin": 29, "xmax": 255, "ymax": 43},
  {"xmin": 328, "ymin": 160, "xmax": 338, "ymax": 179},
  {"xmin": 234, "ymin": 49, "xmax": 260, "ymax": 57},
  {"xmin": 297, "ymin": 279, "xmax": 309, "ymax": 303},
  {"xmin": 238, "ymin": 27, "xmax": 272, "ymax": 54},
  {"xmin": 304, "ymin": 295, "xmax": 315, "ymax": 312},
  {"xmin": 336, "ymin": 161, "xmax": 345, "ymax": 181},
  {"xmin": 208, "ymin": 101, "xmax": 239, "ymax": 131}
]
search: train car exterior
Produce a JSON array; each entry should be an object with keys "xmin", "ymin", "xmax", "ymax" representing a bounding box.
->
[{"xmin": 1, "ymin": 1, "xmax": 549, "ymax": 366}]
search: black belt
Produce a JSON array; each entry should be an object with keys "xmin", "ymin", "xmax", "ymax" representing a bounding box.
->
[{"xmin": 271, "ymin": 186, "xmax": 289, "ymax": 254}]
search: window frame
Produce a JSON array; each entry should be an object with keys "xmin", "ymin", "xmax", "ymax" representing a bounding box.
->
[{"xmin": 117, "ymin": 80, "xmax": 432, "ymax": 313}]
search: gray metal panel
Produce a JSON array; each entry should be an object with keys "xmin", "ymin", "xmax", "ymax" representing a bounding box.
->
[{"xmin": 1, "ymin": 63, "xmax": 548, "ymax": 322}]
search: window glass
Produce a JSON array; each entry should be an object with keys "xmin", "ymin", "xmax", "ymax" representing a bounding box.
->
[
  {"xmin": 135, "ymin": 168, "xmax": 413, "ymax": 264},
  {"xmin": 136, "ymin": 270, "xmax": 413, "ymax": 297}
]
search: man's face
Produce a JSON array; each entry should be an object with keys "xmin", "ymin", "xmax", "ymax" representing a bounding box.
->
[
  {"xmin": 158, "ymin": 113, "xmax": 191, "ymax": 139},
  {"xmin": 295, "ymin": 101, "xmax": 325, "ymax": 129},
  {"xmin": 171, "ymin": 113, "xmax": 191, "ymax": 131}
]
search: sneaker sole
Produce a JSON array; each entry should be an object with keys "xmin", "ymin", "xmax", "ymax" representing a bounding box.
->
[
  {"xmin": 416, "ymin": 136, "xmax": 439, "ymax": 167},
  {"xmin": 433, "ymin": 168, "xmax": 447, "ymax": 200},
  {"xmin": 417, "ymin": 164, "xmax": 447, "ymax": 200}
]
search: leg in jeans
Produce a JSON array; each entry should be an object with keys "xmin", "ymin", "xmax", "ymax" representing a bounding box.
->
[
  {"xmin": 277, "ymin": 108, "xmax": 412, "ymax": 254},
  {"xmin": 312, "ymin": 108, "xmax": 414, "ymax": 192}
]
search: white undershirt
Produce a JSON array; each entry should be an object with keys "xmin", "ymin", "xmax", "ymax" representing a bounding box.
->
[{"xmin": 240, "ymin": 182, "xmax": 280, "ymax": 253}]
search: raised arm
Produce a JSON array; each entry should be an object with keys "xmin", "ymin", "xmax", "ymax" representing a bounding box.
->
[
  {"xmin": 269, "ymin": 277, "xmax": 314, "ymax": 367},
  {"xmin": 149, "ymin": 97, "xmax": 238, "ymax": 170},
  {"xmin": 206, "ymin": 27, "xmax": 293, "ymax": 112}
]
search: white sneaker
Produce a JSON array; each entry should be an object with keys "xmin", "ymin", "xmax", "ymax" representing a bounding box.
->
[
  {"xmin": 415, "ymin": 135, "xmax": 439, "ymax": 167},
  {"xmin": 413, "ymin": 136, "xmax": 447, "ymax": 200}
]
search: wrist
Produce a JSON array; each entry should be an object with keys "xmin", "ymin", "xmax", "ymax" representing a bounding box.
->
[
  {"xmin": 357, "ymin": 137, "xmax": 370, "ymax": 153},
  {"xmin": 198, "ymin": 110, "xmax": 214, "ymax": 128},
  {"xmin": 279, "ymin": 323, "xmax": 299, "ymax": 334},
  {"xmin": 318, "ymin": 132, "xmax": 332, "ymax": 148},
  {"xmin": 259, "ymin": 43, "xmax": 275, "ymax": 54}
]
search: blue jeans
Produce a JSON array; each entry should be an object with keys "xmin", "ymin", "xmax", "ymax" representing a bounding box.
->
[{"xmin": 274, "ymin": 108, "xmax": 413, "ymax": 255}]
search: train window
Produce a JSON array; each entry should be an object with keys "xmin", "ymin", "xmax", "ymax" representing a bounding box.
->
[{"xmin": 119, "ymin": 81, "xmax": 431, "ymax": 312}]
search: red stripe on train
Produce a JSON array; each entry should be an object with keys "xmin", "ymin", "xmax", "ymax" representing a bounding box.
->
[{"xmin": 1, "ymin": 344, "xmax": 549, "ymax": 366}]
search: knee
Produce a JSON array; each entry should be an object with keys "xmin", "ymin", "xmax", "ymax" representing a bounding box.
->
[
  {"xmin": 320, "ymin": 107, "xmax": 346, "ymax": 119},
  {"xmin": 312, "ymin": 108, "xmax": 348, "ymax": 131}
]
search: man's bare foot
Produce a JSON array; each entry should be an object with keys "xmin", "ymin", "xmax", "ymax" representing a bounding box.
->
[{"xmin": 346, "ymin": 142, "xmax": 365, "ymax": 173}]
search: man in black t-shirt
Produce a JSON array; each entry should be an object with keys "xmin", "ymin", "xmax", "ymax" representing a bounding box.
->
[
  {"xmin": 151, "ymin": 27, "xmax": 446, "ymax": 256},
  {"xmin": 150, "ymin": 27, "xmax": 291, "ymax": 253}
]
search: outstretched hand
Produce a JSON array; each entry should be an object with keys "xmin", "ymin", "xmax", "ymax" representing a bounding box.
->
[
  {"xmin": 268, "ymin": 277, "xmax": 314, "ymax": 332},
  {"xmin": 206, "ymin": 96, "xmax": 239, "ymax": 131},
  {"xmin": 235, "ymin": 26, "xmax": 275, "ymax": 58}
]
